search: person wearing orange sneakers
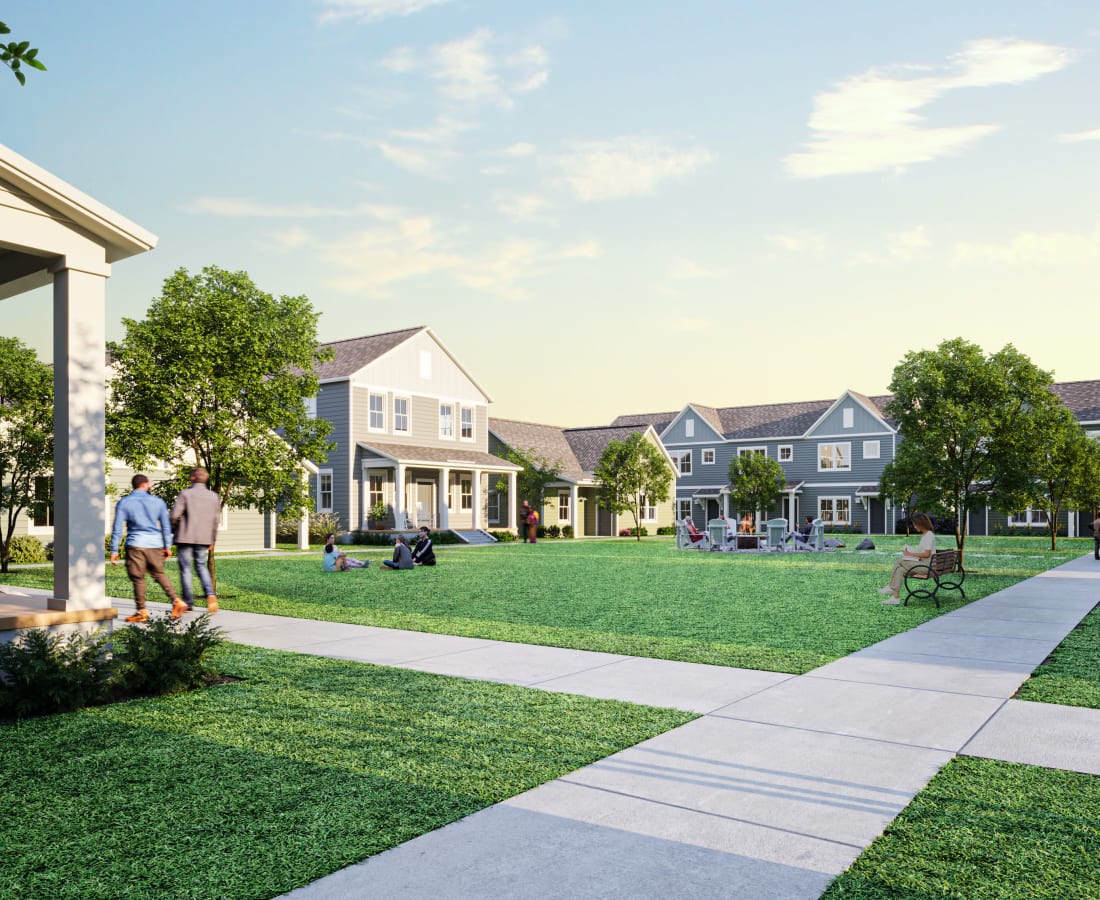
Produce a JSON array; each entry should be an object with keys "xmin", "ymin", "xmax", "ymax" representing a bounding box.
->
[
  {"xmin": 170, "ymin": 466, "xmax": 222, "ymax": 616},
  {"xmin": 109, "ymin": 473, "xmax": 179, "ymax": 622}
]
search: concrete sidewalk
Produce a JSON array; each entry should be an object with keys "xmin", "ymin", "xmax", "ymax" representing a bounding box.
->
[{"xmin": 53, "ymin": 554, "xmax": 1100, "ymax": 899}]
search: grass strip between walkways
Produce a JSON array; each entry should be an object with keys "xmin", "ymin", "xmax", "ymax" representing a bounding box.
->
[
  {"xmin": 822, "ymin": 756, "xmax": 1100, "ymax": 899},
  {"xmin": 0, "ymin": 643, "xmax": 694, "ymax": 900},
  {"xmin": 1015, "ymin": 602, "xmax": 1100, "ymax": 709},
  {"xmin": 2, "ymin": 536, "xmax": 1085, "ymax": 675}
]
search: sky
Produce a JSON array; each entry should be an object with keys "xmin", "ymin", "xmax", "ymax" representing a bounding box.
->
[{"xmin": 3, "ymin": 1, "xmax": 1099, "ymax": 425}]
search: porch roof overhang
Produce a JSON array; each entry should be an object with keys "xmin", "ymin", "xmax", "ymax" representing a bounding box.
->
[
  {"xmin": 855, "ymin": 484, "xmax": 880, "ymax": 497},
  {"xmin": 692, "ymin": 487, "xmax": 724, "ymax": 500},
  {"xmin": 784, "ymin": 481, "xmax": 805, "ymax": 493},
  {"xmin": 357, "ymin": 441, "xmax": 523, "ymax": 473}
]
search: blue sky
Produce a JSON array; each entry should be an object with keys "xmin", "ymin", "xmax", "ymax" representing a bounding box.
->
[{"xmin": 3, "ymin": 1, "xmax": 1099, "ymax": 424}]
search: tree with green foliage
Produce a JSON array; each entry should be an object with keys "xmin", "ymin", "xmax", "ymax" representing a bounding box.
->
[
  {"xmin": 0, "ymin": 337, "xmax": 53, "ymax": 573},
  {"xmin": 594, "ymin": 432, "xmax": 673, "ymax": 541},
  {"xmin": 880, "ymin": 338, "xmax": 1062, "ymax": 566},
  {"xmin": 495, "ymin": 445, "xmax": 563, "ymax": 523},
  {"xmin": 1, "ymin": 21, "xmax": 45, "ymax": 85},
  {"xmin": 107, "ymin": 266, "xmax": 334, "ymax": 579},
  {"xmin": 727, "ymin": 452, "xmax": 786, "ymax": 527},
  {"xmin": 1016, "ymin": 404, "xmax": 1100, "ymax": 551}
]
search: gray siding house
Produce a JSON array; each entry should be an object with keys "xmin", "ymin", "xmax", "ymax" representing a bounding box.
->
[
  {"xmin": 310, "ymin": 327, "xmax": 521, "ymax": 536},
  {"xmin": 615, "ymin": 380, "xmax": 1100, "ymax": 536}
]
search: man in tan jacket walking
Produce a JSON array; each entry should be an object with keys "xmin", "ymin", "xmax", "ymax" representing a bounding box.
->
[{"xmin": 170, "ymin": 467, "xmax": 222, "ymax": 617}]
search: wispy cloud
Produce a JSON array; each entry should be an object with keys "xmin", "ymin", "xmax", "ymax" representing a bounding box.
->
[
  {"xmin": 556, "ymin": 136, "xmax": 715, "ymax": 201},
  {"xmin": 853, "ymin": 226, "xmax": 933, "ymax": 264},
  {"xmin": 669, "ymin": 257, "xmax": 719, "ymax": 279},
  {"xmin": 786, "ymin": 39, "xmax": 1075, "ymax": 178},
  {"xmin": 953, "ymin": 225, "xmax": 1100, "ymax": 265},
  {"xmin": 765, "ymin": 231, "xmax": 827, "ymax": 256},
  {"xmin": 495, "ymin": 193, "xmax": 556, "ymax": 223},
  {"xmin": 502, "ymin": 141, "xmax": 537, "ymax": 158},
  {"xmin": 185, "ymin": 197, "xmax": 396, "ymax": 218},
  {"xmin": 317, "ymin": 0, "xmax": 453, "ymax": 25},
  {"xmin": 380, "ymin": 28, "xmax": 550, "ymax": 111},
  {"xmin": 376, "ymin": 141, "xmax": 454, "ymax": 176},
  {"xmin": 1057, "ymin": 127, "xmax": 1100, "ymax": 143}
]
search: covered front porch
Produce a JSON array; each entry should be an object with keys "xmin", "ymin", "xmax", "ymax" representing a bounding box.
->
[{"xmin": 357, "ymin": 441, "xmax": 522, "ymax": 533}]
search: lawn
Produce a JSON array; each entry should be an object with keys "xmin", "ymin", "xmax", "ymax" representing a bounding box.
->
[
  {"xmin": 0, "ymin": 643, "xmax": 693, "ymax": 900},
  {"xmin": 2, "ymin": 535, "xmax": 1085, "ymax": 674},
  {"xmin": 1016, "ymin": 602, "xmax": 1100, "ymax": 709},
  {"xmin": 822, "ymin": 756, "xmax": 1100, "ymax": 899}
]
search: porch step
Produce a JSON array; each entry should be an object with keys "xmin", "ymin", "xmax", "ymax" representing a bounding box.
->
[{"xmin": 451, "ymin": 529, "xmax": 498, "ymax": 545}]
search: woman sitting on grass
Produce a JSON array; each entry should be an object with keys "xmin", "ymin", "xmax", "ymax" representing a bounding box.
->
[
  {"xmin": 878, "ymin": 513, "xmax": 935, "ymax": 605},
  {"xmin": 323, "ymin": 533, "xmax": 369, "ymax": 572},
  {"xmin": 383, "ymin": 534, "xmax": 415, "ymax": 570}
]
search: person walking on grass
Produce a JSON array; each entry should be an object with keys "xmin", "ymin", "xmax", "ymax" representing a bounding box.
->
[
  {"xmin": 878, "ymin": 513, "xmax": 936, "ymax": 605},
  {"xmin": 170, "ymin": 466, "xmax": 222, "ymax": 617},
  {"xmin": 110, "ymin": 474, "xmax": 180, "ymax": 623}
]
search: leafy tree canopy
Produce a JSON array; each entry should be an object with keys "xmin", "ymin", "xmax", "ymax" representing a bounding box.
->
[
  {"xmin": 0, "ymin": 21, "xmax": 45, "ymax": 85},
  {"xmin": 106, "ymin": 266, "xmax": 334, "ymax": 517},
  {"xmin": 0, "ymin": 337, "xmax": 53, "ymax": 572},
  {"xmin": 594, "ymin": 432, "xmax": 673, "ymax": 540},
  {"xmin": 495, "ymin": 445, "xmax": 563, "ymax": 511},
  {"xmin": 727, "ymin": 452, "xmax": 786, "ymax": 524},
  {"xmin": 880, "ymin": 338, "xmax": 1062, "ymax": 563}
]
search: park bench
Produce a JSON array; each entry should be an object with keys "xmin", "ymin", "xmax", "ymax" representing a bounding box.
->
[{"xmin": 902, "ymin": 549, "xmax": 966, "ymax": 608}]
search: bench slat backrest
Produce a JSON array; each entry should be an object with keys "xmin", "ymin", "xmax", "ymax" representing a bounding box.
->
[{"xmin": 931, "ymin": 549, "xmax": 958, "ymax": 575}]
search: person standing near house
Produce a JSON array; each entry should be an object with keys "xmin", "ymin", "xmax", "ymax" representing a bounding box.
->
[
  {"xmin": 110, "ymin": 474, "xmax": 180, "ymax": 623},
  {"xmin": 527, "ymin": 503, "xmax": 540, "ymax": 543},
  {"xmin": 878, "ymin": 513, "xmax": 936, "ymax": 605},
  {"xmin": 519, "ymin": 500, "xmax": 531, "ymax": 542},
  {"xmin": 1092, "ymin": 513, "xmax": 1100, "ymax": 560},
  {"xmin": 412, "ymin": 526, "xmax": 436, "ymax": 566},
  {"xmin": 170, "ymin": 466, "xmax": 222, "ymax": 616}
]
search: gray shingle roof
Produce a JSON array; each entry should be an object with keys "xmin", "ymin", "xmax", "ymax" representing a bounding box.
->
[
  {"xmin": 488, "ymin": 418, "xmax": 586, "ymax": 481},
  {"xmin": 315, "ymin": 327, "xmax": 425, "ymax": 380},
  {"xmin": 609, "ymin": 411, "xmax": 677, "ymax": 432},
  {"xmin": 1052, "ymin": 380, "xmax": 1100, "ymax": 423},
  {"xmin": 563, "ymin": 425, "xmax": 653, "ymax": 473}
]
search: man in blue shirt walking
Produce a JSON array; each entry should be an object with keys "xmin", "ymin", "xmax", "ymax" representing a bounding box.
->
[{"xmin": 110, "ymin": 474, "xmax": 180, "ymax": 623}]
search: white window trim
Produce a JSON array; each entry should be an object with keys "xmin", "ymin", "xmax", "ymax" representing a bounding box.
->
[
  {"xmin": 304, "ymin": 396, "xmax": 317, "ymax": 419},
  {"xmin": 817, "ymin": 442, "xmax": 852, "ymax": 472},
  {"xmin": 368, "ymin": 391, "xmax": 386, "ymax": 433},
  {"xmin": 677, "ymin": 498, "xmax": 692, "ymax": 521},
  {"xmin": 640, "ymin": 494, "xmax": 658, "ymax": 522},
  {"xmin": 460, "ymin": 476, "xmax": 473, "ymax": 510},
  {"xmin": 701, "ymin": 448, "xmax": 716, "ymax": 465},
  {"xmin": 1008, "ymin": 508, "xmax": 1049, "ymax": 527},
  {"xmin": 558, "ymin": 491, "xmax": 570, "ymax": 522},
  {"xmin": 439, "ymin": 401, "xmax": 455, "ymax": 440},
  {"xmin": 738, "ymin": 446, "xmax": 767, "ymax": 457},
  {"xmin": 392, "ymin": 395, "xmax": 411, "ymax": 434},
  {"xmin": 818, "ymin": 495, "xmax": 851, "ymax": 525},
  {"xmin": 677, "ymin": 451, "xmax": 692, "ymax": 475},
  {"xmin": 863, "ymin": 440, "xmax": 881, "ymax": 460},
  {"xmin": 28, "ymin": 476, "xmax": 53, "ymax": 533},
  {"xmin": 317, "ymin": 469, "xmax": 334, "ymax": 513},
  {"xmin": 778, "ymin": 444, "xmax": 793, "ymax": 462},
  {"xmin": 459, "ymin": 405, "xmax": 475, "ymax": 442},
  {"xmin": 487, "ymin": 490, "xmax": 501, "ymax": 524}
]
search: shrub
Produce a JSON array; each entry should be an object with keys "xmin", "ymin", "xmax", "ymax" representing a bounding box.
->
[
  {"xmin": 655, "ymin": 526, "xmax": 676, "ymax": 536},
  {"xmin": 545, "ymin": 524, "xmax": 561, "ymax": 538},
  {"xmin": 618, "ymin": 527, "xmax": 649, "ymax": 537},
  {"xmin": 113, "ymin": 614, "xmax": 225, "ymax": 696},
  {"xmin": 308, "ymin": 512, "xmax": 343, "ymax": 543},
  {"xmin": 536, "ymin": 525, "xmax": 547, "ymax": 538},
  {"xmin": 0, "ymin": 628, "xmax": 114, "ymax": 719},
  {"xmin": 561, "ymin": 525, "xmax": 573, "ymax": 539},
  {"xmin": 7, "ymin": 535, "xmax": 47, "ymax": 564},
  {"xmin": 275, "ymin": 515, "xmax": 301, "ymax": 542},
  {"xmin": 489, "ymin": 530, "xmax": 517, "ymax": 542}
]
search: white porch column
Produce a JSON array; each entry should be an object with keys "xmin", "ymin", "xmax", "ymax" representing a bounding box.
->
[
  {"xmin": 507, "ymin": 471, "xmax": 517, "ymax": 533},
  {"xmin": 472, "ymin": 469, "xmax": 482, "ymax": 530},
  {"xmin": 438, "ymin": 467, "xmax": 450, "ymax": 530},
  {"xmin": 50, "ymin": 266, "xmax": 108, "ymax": 611},
  {"xmin": 394, "ymin": 464, "xmax": 406, "ymax": 529},
  {"xmin": 298, "ymin": 470, "xmax": 310, "ymax": 550},
  {"xmin": 570, "ymin": 484, "xmax": 579, "ymax": 537}
]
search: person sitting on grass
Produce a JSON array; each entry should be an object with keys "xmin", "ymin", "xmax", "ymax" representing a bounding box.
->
[
  {"xmin": 382, "ymin": 534, "xmax": 415, "ymax": 570},
  {"xmin": 411, "ymin": 526, "xmax": 436, "ymax": 566},
  {"xmin": 878, "ymin": 513, "xmax": 935, "ymax": 605},
  {"xmin": 323, "ymin": 533, "xmax": 369, "ymax": 572}
]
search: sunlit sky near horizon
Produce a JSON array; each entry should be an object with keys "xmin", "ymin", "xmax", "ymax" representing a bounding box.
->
[{"xmin": 3, "ymin": 1, "xmax": 1099, "ymax": 425}]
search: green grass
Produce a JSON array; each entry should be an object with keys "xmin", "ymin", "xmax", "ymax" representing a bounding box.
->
[
  {"xmin": 0, "ymin": 642, "xmax": 693, "ymax": 900},
  {"xmin": 822, "ymin": 756, "xmax": 1100, "ymax": 899},
  {"xmin": 1017, "ymin": 603, "xmax": 1100, "ymax": 709},
  {"xmin": 2, "ymin": 536, "xmax": 1084, "ymax": 674}
]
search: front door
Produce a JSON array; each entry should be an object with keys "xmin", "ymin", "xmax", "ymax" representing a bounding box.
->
[{"xmin": 416, "ymin": 481, "xmax": 434, "ymax": 529}]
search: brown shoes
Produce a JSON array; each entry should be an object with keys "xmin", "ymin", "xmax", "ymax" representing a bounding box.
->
[
  {"xmin": 125, "ymin": 610, "xmax": 149, "ymax": 623},
  {"xmin": 171, "ymin": 599, "xmax": 189, "ymax": 619},
  {"xmin": 206, "ymin": 595, "xmax": 219, "ymax": 613}
]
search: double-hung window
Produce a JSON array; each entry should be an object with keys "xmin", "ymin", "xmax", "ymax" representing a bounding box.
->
[
  {"xmin": 439, "ymin": 403, "xmax": 454, "ymax": 439},
  {"xmin": 640, "ymin": 494, "xmax": 657, "ymax": 522},
  {"xmin": 818, "ymin": 442, "xmax": 851, "ymax": 471},
  {"xmin": 558, "ymin": 491, "xmax": 570, "ymax": 522},
  {"xmin": 368, "ymin": 393, "xmax": 385, "ymax": 431},
  {"xmin": 819, "ymin": 497, "xmax": 850, "ymax": 525},
  {"xmin": 460, "ymin": 477, "xmax": 473, "ymax": 510},
  {"xmin": 318, "ymin": 471, "xmax": 334, "ymax": 512},
  {"xmin": 393, "ymin": 396, "xmax": 410, "ymax": 433},
  {"xmin": 460, "ymin": 406, "xmax": 474, "ymax": 440},
  {"xmin": 31, "ymin": 476, "xmax": 53, "ymax": 528},
  {"xmin": 677, "ymin": 498, "xmax": 692, "ymax": 521},
  {"xmin": 677, "ymin": 451, "xmax": 692, "ymax": 475},
  {"xmin": 701, "ymin": 449, "xmax": 715, "ymax": 465}
]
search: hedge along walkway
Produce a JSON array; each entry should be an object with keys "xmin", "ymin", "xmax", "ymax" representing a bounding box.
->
[{"xmin": 95, "ymin": 554, "xmax": 1099, "ymax": 900}]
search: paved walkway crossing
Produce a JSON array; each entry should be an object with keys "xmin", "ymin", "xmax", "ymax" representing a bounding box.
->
[{"xmin": 22, "ymin": 554, "xmax": 1099, "ymax": 899}]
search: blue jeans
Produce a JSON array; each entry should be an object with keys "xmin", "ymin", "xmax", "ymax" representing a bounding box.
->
[{"xmin": 177, "ymin": 544, "xmax": 214, "ymax": 605}]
